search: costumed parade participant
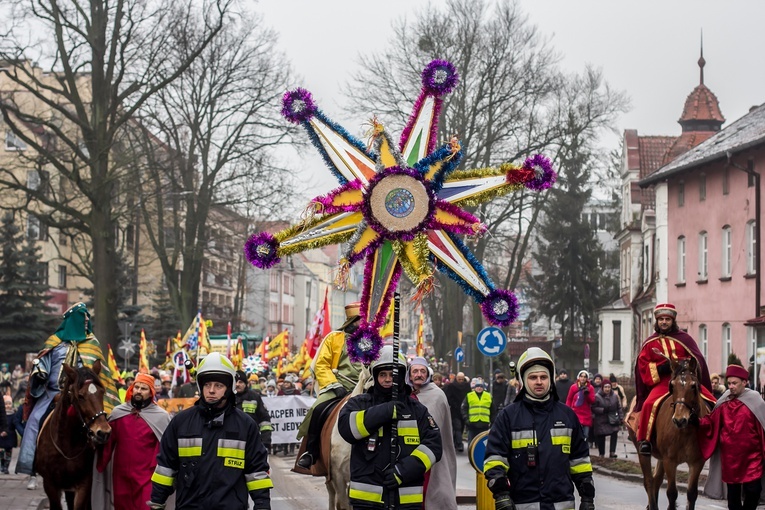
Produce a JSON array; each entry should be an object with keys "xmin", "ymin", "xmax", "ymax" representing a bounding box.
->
[
  {"xmin": 16, "ymin": 302, "xmax": 120, "ymax": 476},
  {"xmin": 235, "ymin": 370, "xmax": 273, "ymax": 452},
  {"xmin": 484, "ymin": 347, "xmax": 595, "ymax": 510},
  {"xmin": 92, "ymin": 373, "xmax": 171, "ymax": 510},
  {"xmin": 634, "ymin": 303, "xmax": 715, "ymax": 455},
  {"xmin": 149, "ymin": 353, "xmax": 272, "ymax": 510},
  {"xmin": 296, "ymin": 302, "xmax": 363, "ymax": 470},
  {"xmin": 407, "ymin": 356, "xmax": 457, "ymax": 509},
  {"xmin": 338, "ymin": 345, "xmax": 442, "ymax": 509},
  {"xmin": 700, "ymin": 364, "xmax": 765, "ymax": 510}
]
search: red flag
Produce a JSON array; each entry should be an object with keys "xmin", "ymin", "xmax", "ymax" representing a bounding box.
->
[{"xmin": 308, "ymin": 287, "xmax": 332, "ymax": 358}]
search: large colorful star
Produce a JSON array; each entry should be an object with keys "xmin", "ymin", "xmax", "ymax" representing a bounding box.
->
[{"xmin": 245, "ymin": 60, "xmax": 555, "ymax": 363}]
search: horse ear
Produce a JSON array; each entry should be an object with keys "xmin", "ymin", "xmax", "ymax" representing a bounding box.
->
[
  {"xmin": 62, "ymin": 363, "xmax": 77, "ymax": 386},
  {"xmin": 92, "ymin": 359, "xmax": 102, "ymax": 376}
]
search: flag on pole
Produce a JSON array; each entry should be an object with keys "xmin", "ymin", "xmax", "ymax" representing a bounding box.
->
[
  {"xmin": 307, "ymin": 288, "xmax": 332, "ymax": 359},
  {"xmin": 226, "ymin": 322, "xmax": 233, "ymax": 359},
  {"xmin": 182, "ymin": 311, "xmax": 210, "ymax": 354},
  {"xmin": 107, "ymin": 345, "xmax": 123, "ymax": 384},
  {"xmin": 139, "ymin": 329, "xmax": 150, "ymax": 373},
  {"xmin": 268, "ymin": 330, "xmax": 289, "ymax": 360},
  {"xmin": 416, "ymin": 308, "xmax": 425, "ymax": 357}
]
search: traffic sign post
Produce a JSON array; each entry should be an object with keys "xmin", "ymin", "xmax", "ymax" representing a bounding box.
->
[{"xmin": 477, "ymin": 327, "xmax": 507, "ymax": 392}]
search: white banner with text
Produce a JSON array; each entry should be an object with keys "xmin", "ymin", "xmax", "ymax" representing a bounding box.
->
[{"xmin": 262, "ymin": 395, "xmax": 316, "ymax": 444}]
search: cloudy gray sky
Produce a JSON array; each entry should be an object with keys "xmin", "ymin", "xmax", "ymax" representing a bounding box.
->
[{"xmin": 254, "ymin": 0, "xmax": 765, "ymax": 194}]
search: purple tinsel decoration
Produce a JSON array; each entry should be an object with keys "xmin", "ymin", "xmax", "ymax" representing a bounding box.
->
[
  {"xmin": 522, "ymin": 154, "xmax": 556, "ymax": 191},
  {"xmin": 361, "ymin": 166, "xmax": 436, "ymax": 241},
  {"xmin": 421, "ymin": 60, "xmax": 459, "ymax": 96},
  {"xmin": 481, "ymin": 288, "xmax": 519, "ymax": 327},
  {"xmin": 281, "ymin": 88, "xmax": 317, "ymax": 124},
  {"xmin": 312, "ymin": 179, "xmax": 364, "ymax": 214},
  {"xmin": 430, "ymin": 199, "xmax": 485, "ymax": 235},
  {"xmin": 244, "ymin": 232, "xmax": 281, "ymax": 269},
  {"xmin": 346, "ymin": 324, "xmax": 384, "ymax": 364}
]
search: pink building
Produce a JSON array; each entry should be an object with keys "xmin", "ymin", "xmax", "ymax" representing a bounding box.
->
[{"xmin": 641, "ymin": 101, "xmax": 765, "ymax": 373}]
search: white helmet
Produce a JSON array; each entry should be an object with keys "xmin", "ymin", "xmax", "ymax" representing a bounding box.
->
[
  {"xmin": 370, "ymin": 345, "xmax": 407, "ymax": 378},
  {"xmin": 196, "ymin": 352, "xmax": 237, "ymax": 394},
  {"xmin": 516, "ymin": 347, "xmax": 556, "ymax": 399}
]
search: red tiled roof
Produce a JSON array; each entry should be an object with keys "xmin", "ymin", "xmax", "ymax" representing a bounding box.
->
[
  {"xmin": 679, "ymin": 84, "xmax": 725, "ymax": 123},
  {"xmin": 638, "ymin": 136, "xmax": 676, "ymax": 178},
  {"xmin": 661, "ymin": 131, "xmax": 716, "ymax": 166}
]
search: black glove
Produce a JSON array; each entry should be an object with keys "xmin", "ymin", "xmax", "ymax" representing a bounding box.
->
[
  {"xmin": 487, "ymin": 476, "xmax": 511, "ymax": 496},
  {"xmin": 579, "ymin": 497, "xmax": 595, "ymax": 510},
  {"xmin": 583, "ymin": 388, "xmax": 589, "ymax": 394},
  {"xmin": 495, "ymin": 493, "xmax": 515, "ymax": 510},
  {"xmin": 334, "ymin": 386, "xmax": 348, "ymax": 399},
  {"xmin": 383, "ymin": 467, "xmax": 402, "ymax": 488},
  {"xmin": 657, "ymin": 363, "xmax": 672, "ymax": 376}
]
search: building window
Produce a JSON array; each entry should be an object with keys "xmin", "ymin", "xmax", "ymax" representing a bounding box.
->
[
  {"xmin": 5, "ymin": 130, "xmax": 27, "ymax": 151},
  {"xmin": 282, "ymin": 304, "xmax": 290, "ymax": 323},
  {"xmin": 747, "ymin": 220, "xmax": 757, "ymax": 275},
  {"xmin": 699, "ymin": 173, "xmax": 706, "ymax": 201},
  {"xmin": 698, "ymin": 231, "xmax": 708, "ymax": 280},
  {"xmin": 678, "ymin": 181, "xmax": 685, "ymax": 207},
  {"xmin": 269, "ymin": 272, "xmax": 279, "ymax": 292},
  {"xmin": 612, "ymin": 321, "xmax": 621, "ymax": 361},
  {"xmin": 36, "ymin": 262, "xmax": 49, "ymax": 285},
  {"xmin": 677, "ymin": 236, "xmax": 686, "ymax": 283},
  {"xmin": 721, "ymin": 225, "xmax": 732, "ymax": 278},
  {"xmin": 58, "ymin": 265, "xmax": 67, "ymax": 288},
  {"xmin": 699, "ymin": 324, "xmax": 708, "ymax": 358},
  {"xmin": 283, "ymin": 274, "xmax": 292, "ymax": 296},
  {"xmin": 722, "ymin": 323, "xmax": 732, "ymax": 361},
  {"xmin": 723, "ymin": 168, "xmax": 729, "ymax": 195},
  {"xmin": 27, "ymin": 215, "xmax": 47, "ymax": 241},
  {"xmin": 269, "ymin": 302, "xmax": 278, "ymax": 322}
]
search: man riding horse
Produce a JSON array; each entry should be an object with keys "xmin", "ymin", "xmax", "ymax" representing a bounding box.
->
[
  {"xmin": 634, "ymin": 303, "xmax": 716, "ymax": 455},
  {"xmin": 16, "ymin": 302, "xmax": 120, "ymax": 476},
  {"xmin": 296, "ymin": 302, "xmax": 364, "ymax": 470}
]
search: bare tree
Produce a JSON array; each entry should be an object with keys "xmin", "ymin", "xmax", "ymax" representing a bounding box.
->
[
  {"xmin": 124, "ymin": 12, "xmax": 296, "ymax": 327},
  {"xmin": 344, "ymin": 0, "xmax": 628, "ymax": 359},
  {"xmin": 0, "ymin": 0, "xmax": 230, "ymax": 344}
]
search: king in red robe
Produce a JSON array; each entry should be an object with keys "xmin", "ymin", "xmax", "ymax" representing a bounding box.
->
[{"xmin": 634, "ymin": 303, "xmax": 715, "ymax": 450}]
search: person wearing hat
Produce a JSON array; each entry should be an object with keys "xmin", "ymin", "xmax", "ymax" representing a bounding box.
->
[
  {"xmin": 484, "ymin": 347, "xmax": 595, "ymax": 510},
  {"xmin": 634, "ymin": 303, "xmax": 715, "ymax": 455},
  {"xmin": 16, "ymin": 302, "xmax": 120, "ymax": 479},
  {"xmin": 443, "ymin": 371, "xmax": 471, "ymax": 453},
  {"xmin": 554, "ymin": 369, "xmax": 574, "ymax": 403},
  {"xmin": 338, "ymin": 345, "xmax": 442, "ymax": 509},
  {"xmin": 149, "ymin": 353, "xmax": 273, "ymax": 510},
  {"xmin": 407, "ymin": 356, "xmax": 457, "ymax": 510},
  {"xmin": 565, "ymin": 370, "xmax": 596, "ymax": 442},
  {"xmin": 235, "ymin": 370, "xmax": 273, "ymax": 454},
  {"xmin": 92, "ymin": 374, "xmax": 171, "ymax": 510},
  {"xmin": 461, "ymin": 377, "xmax": 493, "ymax": 445},
  {"xmin": 296, "ymin": 302, "xmax": 364, "ymax": 470},
  {"xmin": 699, "ymin": 364, "xmax": 765, "ymax": 510}
]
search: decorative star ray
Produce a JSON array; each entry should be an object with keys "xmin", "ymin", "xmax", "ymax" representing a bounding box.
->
[{"xmin": 245, "ymin": 60, "xmax": 556, "ymax": 364}]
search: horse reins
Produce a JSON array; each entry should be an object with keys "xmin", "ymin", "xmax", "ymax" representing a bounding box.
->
[
  {"xmin": 669, "ymin": 370, "xmax": 701, "ymax": 419},
  {"xmin": 48, "ymin": 379, "xmax": 108, "ymax": 459}
]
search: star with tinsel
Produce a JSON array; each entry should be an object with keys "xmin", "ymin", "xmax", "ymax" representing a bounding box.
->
[{"xmin": 245, "ymin": 60, "xmax": 555, "ymax": 364}]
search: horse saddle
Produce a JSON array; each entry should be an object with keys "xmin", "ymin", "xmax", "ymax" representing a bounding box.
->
[{"xmin": 292, "ymin": 395, "xmax": 349, "ymax": 478}]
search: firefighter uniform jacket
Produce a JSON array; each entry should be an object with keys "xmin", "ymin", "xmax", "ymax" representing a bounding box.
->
[
  {"xmin": 235, "ymin": 389, "xmax": 272, "ymax": 432},
  {"xmin": 338, "ymin": 388, "xmax": 442, "ymax": 509},
  {"xmin": 150, "ymin": 401, "xmax": 273, "ymax": 509},
  {"xmin": 483, "ymin": 396, "xmax": 594, "ymax": 510}
]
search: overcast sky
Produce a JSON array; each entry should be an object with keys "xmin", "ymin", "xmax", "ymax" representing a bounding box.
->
[{"xmin": 253, "ymin": 0, "xmax": 765, "ymax": 195}]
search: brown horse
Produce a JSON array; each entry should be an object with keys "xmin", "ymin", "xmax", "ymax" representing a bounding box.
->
[
  {"xmin": 633, "ymin": 355, "xmax": 709, "ymax": 510},
  {"xmin": 36, "ymin": 361, "xmax": 111, "ymax": 510}
]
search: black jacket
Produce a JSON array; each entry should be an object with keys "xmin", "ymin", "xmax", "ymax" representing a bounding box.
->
[
  {"xmin": 443, "ymin": 380, "xmax": 471, "ymax": 419},
  {"xmin": 338, "ymin": 386, "xmax": 442, "ymax": 509},
  {"xmin": 150, "ymin": 400, "xmax": 272, "ymax": 509},
  {"xmin": 484, "ymin": 395, "xmax": 594, "ymax": 510},
  {"xmin": 235, "ymin": 389, "xmax": 272, "ymax": 431}
]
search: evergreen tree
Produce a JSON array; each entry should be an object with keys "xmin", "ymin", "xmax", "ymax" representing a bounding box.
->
[
  {"xmin": 530, "ymin": 134, "xmax": 617, "ymax": 367},
  {"xmin": 0, "ymin": 213, "xmax": 56, "ymax": 364}
]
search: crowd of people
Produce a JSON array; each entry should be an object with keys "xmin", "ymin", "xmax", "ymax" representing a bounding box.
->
[{"xmin": 1, "ymin": 300, "xmax": 764, "ymax": 510}]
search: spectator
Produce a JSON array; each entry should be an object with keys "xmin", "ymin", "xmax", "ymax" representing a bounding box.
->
[
  {"xmin": 555, "ymin": 369, "xmax": 574, "ymax": 401},
  {"xmin": 263, "ymin": 380, "xmax": 278, "ymax": 397},
  {"xmin": 301, "ymin": 378, "xmax": 314, "ymax": 397},
  {"xmin": 0, "ymin": 395, "xmax": 16, "ymax": 474},
  {"xmin": 462, "ymin": 378, "xmax": 492, "ymax": 445},
  {"xmin": 710, "ymin": 373, "xmax": 726, "ymax": 400},
  {"xmin": 431, "ymin": 372, "xmax": 444, "ymax": 388},
  {"xmin": 502, "ymin": 379, "xmax": 519, "ymax": 408},
  {"xmin": 156, "ymin": 375, "xmax": 172, "ymax": 400},
  {"xmin": 565, "ymin": 370, "xmax": 595, "ymax": 441},
  {"xmin": 592, "ymin": 381, "xmax": 622, "ymax": 458},
  {"xmin": 278, "ymin": 380, "xmax": 297, "ymax": 396},
  {"xmin": 491, "ymin": 372, "xmax": 509, "ymax": 417},
  {"xmin": 609, "ymin": 374, "xmax": 627, "ymax": 409},
  {"xmin": 234, "ymin": 371, "xmax": 272, "ymax": 455},
  {"xmin": 10, "ymin": 365, "xmax": 24, "ymax": 400},
  {"xmin": 443, "ymin": 371, "xmax": 470, "ymax": 453}
]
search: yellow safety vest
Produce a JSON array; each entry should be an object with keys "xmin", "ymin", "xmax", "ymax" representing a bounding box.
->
[{"xmin": 467, "ymin": 391, "xmax": 492, "ymax": 423}]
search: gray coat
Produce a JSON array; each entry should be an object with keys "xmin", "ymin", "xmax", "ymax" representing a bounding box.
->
[{"xmin": 592, "ymin": 390, "xmax": 622, "ymax": 437}]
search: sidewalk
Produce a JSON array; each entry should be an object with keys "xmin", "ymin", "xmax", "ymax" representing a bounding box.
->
[
  {"xmin": 0, "ymin": 449, "xmax": 46, "ymax": 510},
  {"xmin": 603, "ymin": 428, "xmax": 708, "ymax": 476}
]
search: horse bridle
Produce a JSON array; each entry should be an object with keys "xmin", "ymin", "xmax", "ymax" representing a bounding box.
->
[
  {"xmin": 49, "ymin": 380, "xmax": 108, "ymax": 459},
  {"xmin": 669, "ymin": 370, "xmax": 701, "ymax": 419}
]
